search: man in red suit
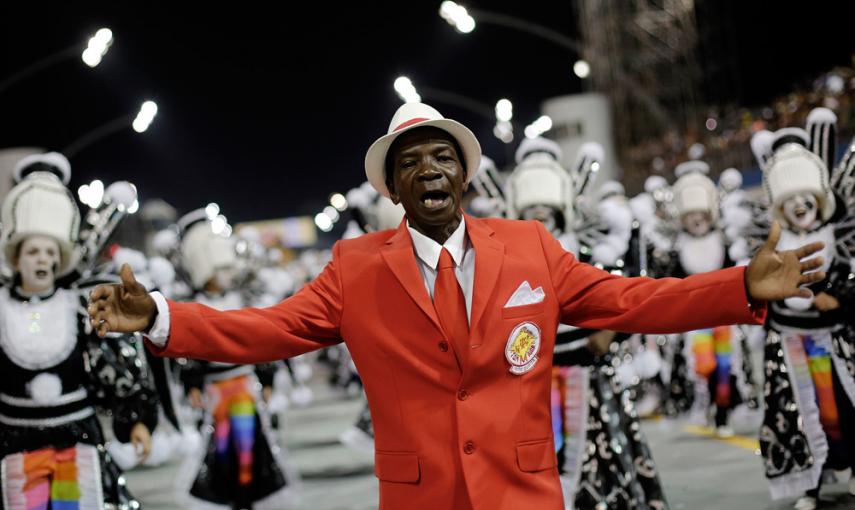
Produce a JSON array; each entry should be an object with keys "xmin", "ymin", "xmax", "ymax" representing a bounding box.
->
[{"xmin": 90, "ymin": 103, "xmax": 826, "ymax": 510}]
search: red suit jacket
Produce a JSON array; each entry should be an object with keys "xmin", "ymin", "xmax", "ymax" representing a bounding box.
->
[{"xmin": 151, "ymin": 216, "xmax": 765, "ymax": 510}]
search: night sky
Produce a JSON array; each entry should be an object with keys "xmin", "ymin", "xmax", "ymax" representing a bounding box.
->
[{"xmin": 1, "ymin": 1, "xmax": 854, "ymax": 224}]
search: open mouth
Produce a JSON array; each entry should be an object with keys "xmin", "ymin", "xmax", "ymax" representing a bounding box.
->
[
  {"xmin": 420, "ymin": 190, "xmax": 451, "ymax": 210},
  {"xmin": 793, "ymin": 208, "xmax": 807, "ymax": 219},
  {"xmin": 35, "ymin": 270, "xmax": 48, "ymax": 279}
]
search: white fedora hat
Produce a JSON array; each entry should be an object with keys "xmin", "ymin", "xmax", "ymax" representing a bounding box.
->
[{"xmin": 365, "ymin": 102, "xmax": 481, "ymax": 197}]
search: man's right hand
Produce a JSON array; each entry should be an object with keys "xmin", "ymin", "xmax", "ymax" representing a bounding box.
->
[{"xmin": 88, "ymin": 264, "xmax": 157, "ymax": 337}]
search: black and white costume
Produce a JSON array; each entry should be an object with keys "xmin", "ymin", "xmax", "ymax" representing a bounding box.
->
[
  {"xmin": 506, "ymin": 138, "xmax": 669, "ymax": 510},
  {"xmin": 747, "ymin": 110, "xmax": 855, "ymax": 508},
  {"xmin": 645, "ymin": 161, "xmax": 759, "ymax": 432},
  {"xmin": 167, "ymin": 209, "xmax": 300, "ymax": 510},
  {"xmin": 0, "ymin": 154, "xmax": 158, "ymax": 509}
]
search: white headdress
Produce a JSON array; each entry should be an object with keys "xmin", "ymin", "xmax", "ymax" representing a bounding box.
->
[
  {"xmin": 515, "ymin": 137, "xmax": 563, "ymax": 164},
  {"xmin": 672, "ymin": 163, "xmax": 719, "ymax": 221},
  {"xmin": 763, "ymin": 126, "xmax": 835, "ymax": 224},
  {"xmin": 718, "ymin": 168, "xmax": 743, "ymax": 192},
  {"xmin": 177, "ymin": 209, "xmax": 236, "ymax": 289},
  {"xmin": 13, "ymin": 152, "xmax": 71, "ymax": 185},
  {"xmin": 1, "ymin": 161, "xmax": 80, "ymax": 274},
  {"xmin": 505, "ymin": 146, "xmax": 574, "ymax": 225}
]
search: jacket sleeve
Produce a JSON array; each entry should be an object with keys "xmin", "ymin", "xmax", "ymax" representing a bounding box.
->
[
  {"xmin": 535, "ymin": 221, "xmax": 766, "ymax": 333},
  {"xmin": 148, "ymin": 241, "xmax": 345, "ymax": 364}
]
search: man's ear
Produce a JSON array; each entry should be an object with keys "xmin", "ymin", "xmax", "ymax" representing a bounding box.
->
[{"xmin": 386, "ymin": 174, "xmax": 400, "ymax": 204}]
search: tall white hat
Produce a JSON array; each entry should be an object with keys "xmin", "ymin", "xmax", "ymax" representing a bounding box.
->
[
  {"xmin": 177, "ymin": 209, "xmax": 236, "ymax": 289},
  {"xmin": 763, "ymin": 133, "xmax": 835, "ymax": 224},
  {"xmin": 718, "ymin": 168, "xmax": 743, "ymax": 192},
  {"xmin": 674, "ymin": 160, "xmax": 710, "ymax": 178},
  {"xmin": 13, "ymin": 152, "xmax": 71, "ymax": 185},
  {"xmin": 1, "ymin": 168, "xmax": 80, "ymax": 274},
  {"xmin": 672, "ymin": 167, "xmax": 719, "ymax": 221},
  {"xmin": 515, "ymin": 137, "xmax": 563, "ymax": 164},
  {"xmin": 505, "ymin": 153, "xmax": 574, "ymax": 224},
  {"xmin": 644, "ymin": 175, "xmax": 668, "ymax": 193},
  {"xmin": 597, "ymin": 180, "xmax": 626, "ymax": 201}
]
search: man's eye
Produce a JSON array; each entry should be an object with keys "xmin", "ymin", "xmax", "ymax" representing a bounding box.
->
[{"xmin": 400, "ymin": 160, "xmax": 416, "ymax": 168}]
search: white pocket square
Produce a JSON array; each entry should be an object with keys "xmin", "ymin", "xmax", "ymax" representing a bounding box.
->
[{"xmin": 504, "ymin": 281, "xmax": 545, "ymax": 308}]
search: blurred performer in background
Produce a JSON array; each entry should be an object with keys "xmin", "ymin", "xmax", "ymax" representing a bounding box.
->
[
  {"xmin": 169, "ymin": 209, "xmax": 300, "ymax": 510},
  {"xmin": 628, "ymin": 175, "xmax": 681, "ymax": 418},
  {"xmin": 650, "ymin": 161, "xmax": 758, "ymax": 437},
  {"xmin": 104, "ymin": 247, "xmax": 203, "ymax": 470},
  {"xmin": 749, "ymin": 109, "xmax": 855, "ymax": 510},
  {"xmin": 0, "ymin": 154, "xmax": 158, "ymax": 509},
  {"xmin": 467, "ymin": 155, "xmax": 506, "ymax": 219},
  {"xmin": 506, "ymin": 138, "xmax": 669, "ymax": 510}
]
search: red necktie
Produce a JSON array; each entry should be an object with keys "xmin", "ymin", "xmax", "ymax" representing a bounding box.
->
[{"xmin": 434, "ymin": 248, "xmax": 469, "ymax": 359}]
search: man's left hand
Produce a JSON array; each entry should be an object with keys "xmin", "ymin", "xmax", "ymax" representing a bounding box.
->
[{"xmin": 746, "ymin": 221, "xmax": 826, "ymax": 302}]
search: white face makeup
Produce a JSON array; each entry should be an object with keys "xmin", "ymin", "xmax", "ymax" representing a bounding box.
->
[
  {"xmin": 782, "ymin": 193, "xmax": 819, "ymax": 232},
  {"xmin": 521, "ymin": 205, "xmax": 559, "ymax": 234},
  {"xmin": 681, "ymin": 211, "xmax": 713, "ymax": 237},
  {"xmin": 15, "ymin": 235, "xmax": 60, "ymax": 294}
]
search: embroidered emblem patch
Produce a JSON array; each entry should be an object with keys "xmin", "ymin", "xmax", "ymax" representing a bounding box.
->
[{"xmin": 505, "ymin": 322, "xmax": 541, "ymax": 375}]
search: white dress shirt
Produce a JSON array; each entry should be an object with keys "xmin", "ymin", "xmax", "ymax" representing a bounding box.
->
[
  {"xmin": 407, "ymin": 216, "xmax": 475, "ymax": 322},
  {"xmin": 146, "ymin": 217, "xmax": 476, "ymax": 346}
]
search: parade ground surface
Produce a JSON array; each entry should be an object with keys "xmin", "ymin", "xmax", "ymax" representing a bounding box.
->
[{"xmin": 126, "ymin": 379, "xmax": 854, "ymax": 510}]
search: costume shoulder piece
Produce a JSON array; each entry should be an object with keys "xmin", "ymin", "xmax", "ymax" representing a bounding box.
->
[{"xmin": 831, "ymin": 136, "xmax": 855, "ymax": 261}]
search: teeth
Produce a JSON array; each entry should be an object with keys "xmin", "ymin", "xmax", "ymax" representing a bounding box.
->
[{"xmin": 423, "ymin": 197, "xmax": 446, "ymax": 207}]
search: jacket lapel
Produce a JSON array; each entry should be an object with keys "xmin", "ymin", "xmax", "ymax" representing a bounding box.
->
[
  {"xmin": 380, "ymin": 220, "xmax": 443, "ymax": 334},
  {"xmin": 465, "ymin": 215, "xmax": 505, "ymax": 332}
]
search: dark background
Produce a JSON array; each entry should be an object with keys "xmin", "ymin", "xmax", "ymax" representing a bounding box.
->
[{"xmin": 1, "ymin": 1, "xmax": 853, "ymax": 222}]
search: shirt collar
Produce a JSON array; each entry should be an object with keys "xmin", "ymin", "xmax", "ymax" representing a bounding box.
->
[{"xmin": 407, "ymin": 216, "xmax": 467, "ymax": 270}]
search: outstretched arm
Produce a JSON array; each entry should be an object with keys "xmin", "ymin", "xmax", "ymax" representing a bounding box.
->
[
  {"xmin": 89, "ymin": 244, "xmax": 345, "ymax": 365},
  {"xmin": 537, "ymin": 221, "xmax": 825, "ymax": 334}
]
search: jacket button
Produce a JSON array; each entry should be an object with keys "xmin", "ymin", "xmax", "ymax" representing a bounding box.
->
[
  {"xmin": 438, "ymin": 341, "xmax": 449, "ymax": 352},
  {"xmin": 457, "ymin": 389, "xmax": 469, "ymax": 401},
  {"xmin": 463, "ymin": 441, "xmax": 476, "ymax": 454}
]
